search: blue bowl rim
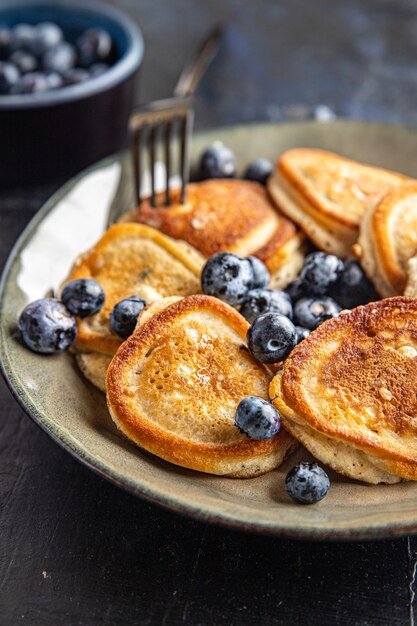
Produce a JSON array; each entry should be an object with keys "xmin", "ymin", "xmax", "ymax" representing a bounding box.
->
[{"xmin": 0, "ymin": 0, "xmax": 144, "ymax": 109}]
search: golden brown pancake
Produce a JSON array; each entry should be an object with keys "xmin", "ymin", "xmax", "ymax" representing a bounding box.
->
[
  {"xmin": 135, "ymin": 180, "xmax": 305, "ymax": 287},
  {"xmin": 355, "ymin": 185, "xmax": 417, "ymax": 297},
  {"xmin": 268, "ymin": 148, "xmax": 407, "ymax": 257},
  {"xmin": 62, "ymin": 223, "xmax": 204, "ymax": 355},
  {"xmin": 106, "ymin": 294, "xmax": 296, "ymax": 477},
  {"xmin": 270, "ymin": 297, "xmax": 417, "ymax": 484}
]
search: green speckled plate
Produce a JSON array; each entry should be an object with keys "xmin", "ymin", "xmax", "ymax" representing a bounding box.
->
[{"xmin": 3, "ymin": 121, "xmax": 417, "ymax": 540}]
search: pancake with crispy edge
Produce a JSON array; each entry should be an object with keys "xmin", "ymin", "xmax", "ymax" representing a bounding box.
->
[
  {"xmin": 106, "ymin": 294, "xmax": 296, "ymax": 477},
  {"xmin": 270, "ymin": 297, "xmax": 417, "ymax": 484}
]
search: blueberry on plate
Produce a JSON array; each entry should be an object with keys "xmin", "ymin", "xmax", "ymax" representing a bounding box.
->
[
  {"xmin": 77, "ymin": 28, "xmax": 113, "ymax": 67},
  {"xmin": 198, "ymin": 141, "xmax": 237, "ymax": 180},
  {"xmin": 33, "ymin": 22, "xmax": 64, "ymax": 56},
  {"xmin": 247, "ymin": 256, "xmax": 270, "ymax": 289},
  {"xmin": 244, "ymin": 157, "xmax": 273, "ymax": 186},
  {"xmin": 247, "ymin": 312, "xmax": 297, "ymax": 364},
  {"xmin": 294, "ymin": 296, "xmax": 341, "ymax": 330},
  {"xmin": 235, "ymin": 396, "xmax": 281, "ymax": 440},
  {"xmin": 61, "ymin": 279, "xmax": 105, "ymax": 318},
  {"xmin": 299, "ymin": 251, "xmax": 344, "ymax": 296},
  {"xmin": 285, "ymin": 462, "xmax": 330, "ymax": 504},
  {"xmin": 0, "ymin": 61, "xmax": 20, "ymax": 94},
  {"xmin": 285, "ymin": 277, "xmax": 306, "ymax": 304},
  {"xmin": 331, "ymin": 259, "xmax": 378, "ymax": 309},
  {"xmin": 18, "ymin": 298, "xmax": 77, "ymax": 354},
  {"xmin": 42, "ymin": 42, "xmax": 76, "ymax": 74},
  {"xmin": 201, "ymin": 252, "xmax": 254, "ymax": 307},
  {"xmin": 110, "ymin": 296, "xmax": 147, "ymax": 339},
  {"xmin": 295, "ymin": 326, "xmax": 310, "ymax": 344},
  {"xmin": 240, "ymin": 288, "xmax": 293, "ymax": 324}
]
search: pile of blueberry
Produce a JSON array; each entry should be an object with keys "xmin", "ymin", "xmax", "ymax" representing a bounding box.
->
[
  {"xmin": 18, "ymin": 279, "xmax": 146, "ymax": 353},
  {"xmin": 0, "ymin": 22, "xmax": 115, "ymax": 95},
  {"xmin": 198, "ymin": 141, "xmax": 273, "ymax": 185}
]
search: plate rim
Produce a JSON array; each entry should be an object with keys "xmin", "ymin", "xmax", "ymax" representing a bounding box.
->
[{"xmin": 3, "ymin": 119, "xmax": 417, "ymax": 541}]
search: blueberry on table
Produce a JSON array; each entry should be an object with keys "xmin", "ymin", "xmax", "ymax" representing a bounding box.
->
[
  {"xmin": 33, "ymin": 22, "xmax": 63, "ymax": 55},
  {"xmin": 11, "ymin": 72, "xmax": 49, "ymax": 94},
  {"xmin": 247, "ymin": 312, "xmax": 297, "ymax": 364},
  {"xmin": 331, "ymin": 259, "xmax": 378, "ymax": 309},
  {"xmin": 42, "ymin": 42, "xmax": 76, "ymax": 74},
  {"xmin": 77, "ymin": 28, "xmax": 113, "ymax": 67},
  {"xmin": 201, "ymin": 252, "xmax": 254, "ymax": 307},
  {"xmin": 198, "ymin": 142, "xmax": 237, "ymax": 179},
  {"xmin": 285, "ymin": 462, "xmax": 330, "ymax": 504},
  {"xmin": 0, "ymin": 61, "xmax": 20, "ymax": 94},
  {"xmin": 18, "ymin": 298, "xmax": 77, "ymax": 354},
  {"xmin": 61, "ymin": 279, "xmax": 105, "ymax": 318},
  {"xmin": 294, "ymin": 296, "xmax": 341, "ymax": 330},
  {"xmin": 244, "ymin": 157, "xmax": 273, "ymax": 185},
  {"xmin": 240, "ymin": 288, "xmax": 293, "ymax": 324},
  {"xmin": 110, "ymin": 296, "xmax": 147, "ymax": 339},
  {"xmin": 9, "ymin": 50, "xmax": 38, "ymax": 74},
  {"xmin": 247, "ymin": 256, "xmax": 270, "ymax": 289},
  {"xmin": 295, "ymin": 326, "xmax": 310, "ymax": 344},
  {"xmin": 299, "ymin": 251, "xmax": 344, "ymax": 296},
  {"xmin": 235, "ymin": 396, "xmax": 281, "ymax": 440}
]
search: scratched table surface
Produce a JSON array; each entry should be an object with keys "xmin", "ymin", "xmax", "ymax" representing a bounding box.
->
[{"xmin": 2, "ymin": 1, "xmax": 417, "ymax": 624}]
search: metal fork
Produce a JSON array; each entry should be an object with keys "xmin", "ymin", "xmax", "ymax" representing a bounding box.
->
[{"xmin": 129, "ymin": 25, "xmax": 223, "ymax": 208}]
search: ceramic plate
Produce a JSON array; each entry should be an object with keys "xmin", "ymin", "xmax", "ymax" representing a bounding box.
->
[{"xmin": 3, "ymin": 121, "xmax": 417, "ymax": 540}]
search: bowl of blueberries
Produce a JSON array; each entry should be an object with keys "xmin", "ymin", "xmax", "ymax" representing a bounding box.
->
[{"xmin": 0, "ymin": 0, "xmax": 144, "ymax": 185}]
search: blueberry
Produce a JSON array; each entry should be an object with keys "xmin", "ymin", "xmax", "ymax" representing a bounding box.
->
[
  {"xmin": 244, "ymin": 157, "xmax": 273, "ymax": 185},
  {"xmin": 77, "ymin": 28, "xmax": 113, "ymax": 67},
  {"xmin": 201, "ymin": 253, "xmax": 254, "ymax": 307},
  {"xmin": 11, "ymin": 72, "xmax": 49, "ymax": 94},
  {"xmin": 42, "ymin": 42, "xmax": 76, "ymax": 74},
  {"xmin": 285, "ymin": 278, "xmax": 306, "ymax": 303},
  {"xmin": 61, "ymin": 279, "xmax": 105, "ymax": 318},
  {"xmin": 299, "ymin": 251, "xmax": 344, "ymax": 296},
  {"xmin": 241, "ymin": 288, "xmax": 293, "ymax": 324},
  {"xmin": 331, "ymin": 259, "xmax": 378, "ymax": 309},
  {"xmin": 110, "ymin": 296, "xmax": 147, "ymax": 339},
  {"xmin": 9, "ymin": 50, "xmax": 38, "ymax": 74},
  {"xmin": 0, "ymin": 61, "xmax": 19, "ymax": 94},
  {"xmin": 295, "ymin": 326, "xmax": 310, "ymax": 344},
  {"xmin": 89, "ymin": 63, "xmax": 109, "ymax": 77},
  {"xmin": 247, "ymin": 256, "xmax": 270, "ymax": 289},
  {"xmin": 0, "ymin": 27, "xmax": 12, "ymax": 59},
  {"xmin": 11, "ymin": 24, "xmax": 36, "ymax": 51},
  {"xmin": 45, "ymin": 71, "xmax": 63, "ymax": 90},
  {"xmin": 33, "ymin": 22, "xmax": 63, "ymax": 55},
  {"xmin": 285, "ymin": 462, "xmax": 330, "ymax": 504},
  {"xmin": 294, "ymin": 297, "xmax": 341, "ymax": 330},
  {"xmin": 247, "ymin": 312, "xmax": 297, "ymax": 364},
  {"xmin": 235, "ymin": 396, "xmax": 281, "ymax": 440},
  {"xmin": 18, "ymin": 298, "xmax": 77, "ymax": 354},
  {"xmin": 63, "ymin": 68, "xmax": 90, "ymax": 86},
  {"xmin": 198, "ymin": 142, "xmax": 237, "ymax": 179}
]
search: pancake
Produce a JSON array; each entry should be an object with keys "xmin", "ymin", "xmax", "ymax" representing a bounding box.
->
[
  {"xmin": 405, "ymin": 256, "xmax": 417, "ymax": 298},
  {"xmin": 355, "ymin": 185, "xmax": 417, "ymax": 297},
  {"xmin": 268, "ymin": 148, "xmax": 407, "ymax": 257},
  {"xmin": 270, "ymin": 297, "xmax": 417, "ymax": 484},
  {"xmin": 62, "ymin": 223, "xmax": 204, "ymax": 355},
  {"xmin": 135, "ymin": 180, "xmax": 305, "ymax": 287},
  {"xmin": 106, "ymin": 294, "xmax": 296, "ymax": 477}
]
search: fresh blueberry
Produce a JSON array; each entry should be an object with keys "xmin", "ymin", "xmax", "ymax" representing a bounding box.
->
[
  {"xmin": 11, "ymin": 72, "xmax": 49, "ymax": 94},
  {"xmin": 77, "ymin": 28, "xmax": 113, "ymax": 67},
  {"xmin": 18, "ymin": 298, "xmax": 77, "ymax": 354},
  {"xmin": 201, "ymin": 252, "xmax": 254, "ymax": 307},
  {"xmin": 247, "ymin": 312, "xmax": 297, "ymax": 364},
  {"xmin": 42, "ymin": 42, "xmax": 76, "ymax": 74},
  {"xmin": 285, "ymin": 462, "xmax": 330, "ymax": 504},
  {"xmin": 110, "ymin": 296, "xmax": 147, "ymax": 339},
  {"xmin": 235, "ymin": 396, "xmax": 281, "ymax": 440},
  {"xmin": 0, "ymin": 27, "xmax": 12, "ymax": 59},
  {"xmin": 89, "ymin": 62, "xmax": 109, "ymax": 77},
  {"xmin": 331, "ymin": 259, "xmax": 378, "ymax": 309},
  {"xmin": 198, "ymin": 141, "xmax": 237, "ymax": 179},
  {"xmin": 295, "ymin": 326, "xmax": 310, "ymax": 344},
  {"xmin": 294, "ymin": 297, "xmax": 341, "ymax": 330},
  {"xmin": 240, "ymin": 288, "xmax": 293, "ymax": 324},
  {"xmin": 45, "ymin": 71, "xmax": 63, "ymax": 90},
  {"xmin": 247, "ymin": 256, "xmax": 270, "ymax": 289},
  {"xmin": 63, "ymin": 68, "xmax": 90, "ymax": 86},
  {"xmin": 299, "ymin": 251, "xmax": 344, "ymax": 296},
  {"xmin": 33, "ymin": 22, "xmax": 63, "ymax": 55},
  {"xmin": 11, "ymin": 24, "xmax": 36, "ymax": 51},
  {"xmin": 285, "ymin": 278, "xmax": 307, "ymax": 303},
  {"xmin": 9, "ymin": 50, "xmax": 38, "ymax": 74},
  {"xmin": 0, "ymin": 61, "xmax": 19, "ymax": 94},
  {"xmin": 61, "ymin": 279, "xmax": 105, "ymax": 318},
  {"xmin": 244, "ymin": 157, "xmax": 273, "ymax": 185}
]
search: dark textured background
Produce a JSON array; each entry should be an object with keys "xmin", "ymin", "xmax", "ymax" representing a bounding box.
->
[{"xmin": 2, "ymin": 1, "xmax": 417, "ymax": 624}]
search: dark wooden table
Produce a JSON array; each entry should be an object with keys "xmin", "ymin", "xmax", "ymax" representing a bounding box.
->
[{"xmin": 2, "ymin": 1, "xmax": 417, "ymax": 624}]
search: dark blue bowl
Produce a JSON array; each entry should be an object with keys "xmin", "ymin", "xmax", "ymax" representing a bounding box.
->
[{"xmin": 0, "ymin": 0, "xmax": 144, "ymax": 185}]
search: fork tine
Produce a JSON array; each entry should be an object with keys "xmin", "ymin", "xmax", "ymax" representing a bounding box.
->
[
  {"xmin": 149, "ymin": 123, "xmax": 157, "ymax": 207},
  {"xmin": 164, "ymin": 119, "xmax": 172, "ymax": 206},
  {"xmin": 131, "ymin": 126, "xmax": 140, "ymax": 206},
  {"xmin": 179, "ymin": 108, "xmax": 194, "ymax": 204}
]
